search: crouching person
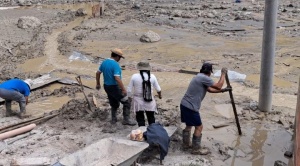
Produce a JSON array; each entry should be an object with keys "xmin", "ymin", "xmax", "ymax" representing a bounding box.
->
[{"xmin": 0, "ymin": 78, "xmax": 32, "ymax": 118}]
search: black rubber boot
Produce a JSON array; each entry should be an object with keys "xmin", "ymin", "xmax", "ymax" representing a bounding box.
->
[
  {"xmin": 5, "ymin": 101, "xmax": 13, "ymax": 117},
  {"xmin": 182, "ymin": 130, "xmax": 191, "ymax": 150},
  {"xmin": 111, "ymin": 107, "xmax": 118, "ymax": 124},
  {"xmin": 122, "ymin": 107, "xmax": 136, "ymax": 126}
]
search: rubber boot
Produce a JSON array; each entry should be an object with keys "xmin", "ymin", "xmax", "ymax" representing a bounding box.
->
[
  {"xmin": 191, "ymin": 134, "xmax": 202, "ymax": 154},
  {"xmin": 182, "ymin": 130, "xmax": 191, "ymax": 150},
  {"xmin": 111, "ymin": 107, "xmax": 118, "ymax": 124},
  {"xmin": 122, "ymin": 116, "xmax": 137, "ymax": 126},
  {"xmin": 191, "ymin": 134, "xmax": 210, "ymax": 155},
  {"xmin": 5, "ymin": 101, "xmax": 13, "ymax": 117},
  {"xmin": 122, "ymin": 107, "xmax": 136, "ymax": 126}
]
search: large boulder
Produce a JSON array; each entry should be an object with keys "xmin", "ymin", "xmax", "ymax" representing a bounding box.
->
[
  {"xmin": 140, "ymin": 30, "xmax": 161, "ymax": 43},
  {"xmin": 17, "ymin": 16, "xmax": 41, "ymax": 29}
]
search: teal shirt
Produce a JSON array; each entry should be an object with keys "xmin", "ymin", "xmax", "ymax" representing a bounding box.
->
[{"xmin": 99, "ymin": 58, "xmax": 122, "ymax": 85}]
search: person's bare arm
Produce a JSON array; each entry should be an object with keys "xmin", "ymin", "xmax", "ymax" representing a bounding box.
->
[
  {"xmin": 157, "ymin": 91, "xmax": 162, "ymax": 99},
  {"xmin": 96, "ymin": 71, "xmax": 101, "ymax": 90},
  {"xmin": 115, "ymin": 76, "xmax": 127, "ymax": 95},
  {"xmin": 209, "ymin": 68, "xmax": 227, "ymax": 90}
]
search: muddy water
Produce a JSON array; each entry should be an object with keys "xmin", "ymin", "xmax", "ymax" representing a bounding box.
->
[
  {"xmin": 224, "ymin": 124, "xmax": 293, "ymax": 166},
  {"xmin": 247, "ymin": 74, "xmax": 293, "ymax": 88}
]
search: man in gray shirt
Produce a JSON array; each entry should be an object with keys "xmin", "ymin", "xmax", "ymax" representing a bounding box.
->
[{"xmin": 180, "ymin": 63, "xmax": 229, "ymax": 154}]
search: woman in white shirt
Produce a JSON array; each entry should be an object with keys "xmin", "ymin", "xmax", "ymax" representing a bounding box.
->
[{"xmin": 127, "ymin": 61, "xmax": 162, "ymax": 127}]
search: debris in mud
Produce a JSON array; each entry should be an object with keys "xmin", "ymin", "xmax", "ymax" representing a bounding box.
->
[
  {"xmin": 214, "ymin": 142, "xmax": 231, "ymax": 161},
  {"xmin": 274, "ymin": 160, "xmax": 287, "ymax": 166}
]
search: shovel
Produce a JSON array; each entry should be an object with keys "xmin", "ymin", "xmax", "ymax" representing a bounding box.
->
[
  {"xmin": 75, "ymin": 76, "xmax": 94, "ymax": 114},
  {"xmin": 225, "ymin": 73, "xmax": 242, "ymax": 135}
]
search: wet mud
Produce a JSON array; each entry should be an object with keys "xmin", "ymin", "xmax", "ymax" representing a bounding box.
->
[{"xmin": 0, "ymin": 0, "xmax": 299, "ymax": 165}]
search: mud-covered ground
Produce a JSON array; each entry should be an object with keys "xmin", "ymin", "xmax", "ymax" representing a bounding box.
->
[{"xmin": 0, "ymin": 0, "xmax": 299, "ymax": 165}]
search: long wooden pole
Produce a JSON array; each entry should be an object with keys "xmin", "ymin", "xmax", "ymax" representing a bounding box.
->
[
  {"xmin": 225, "ymin": 73, "xmax": 242, "ymax": 135},
  {"xmin": 294, "ymin": 77, "xmax": 300, "ymax": 166}
]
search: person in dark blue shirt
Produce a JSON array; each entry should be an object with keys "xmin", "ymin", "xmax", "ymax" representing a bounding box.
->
[
  {"xmin": 96, "ymin": 48, "xmax": 136, "ymax": 126},
  {"xmin": 0, "ymin": 78, "xmax": 32, "ymax": 118}
]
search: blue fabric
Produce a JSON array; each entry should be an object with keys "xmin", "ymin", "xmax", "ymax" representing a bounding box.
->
[
  {"xmin": 99, "ymin": 58, "xmax": 122, "ymax": 85},
  {"xmin": 180, "ymin": 104, "xmax": 202, "ymax": 126},
  {"xmin": 0, "ymin": 79, "xmax": 30, "ymax": 96},
  {"xmin": 143, "ymin": 123, "xmax": 170, "ymax": 161}
]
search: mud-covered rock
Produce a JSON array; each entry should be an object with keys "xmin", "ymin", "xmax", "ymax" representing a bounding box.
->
[
  {"xmin": 140, "ymin": 30, "xmax": 161, "ymax": 43},
  {"xmin": 274, "ymin": 160, "xmax": 287, "ymax": 166},
  {"xmin": 17, "ymin": 16, "xmax": 41, "ymax": 29},
  {"xmin": 75, "ymin": 8, "xmax": 87, "ymax": 16}
]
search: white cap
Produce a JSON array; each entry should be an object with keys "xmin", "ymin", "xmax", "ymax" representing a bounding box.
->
[{"xmin": 24, "ymin": 79, "xmax": 33, "ymax": 89}]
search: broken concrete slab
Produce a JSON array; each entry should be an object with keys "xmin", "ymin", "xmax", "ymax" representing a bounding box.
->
[{"xmin": 10, "ymin": 157, "xmax": 51, "ymax": 166}]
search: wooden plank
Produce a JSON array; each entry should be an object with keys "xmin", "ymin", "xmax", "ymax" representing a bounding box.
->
[{"xmin": 295, "ymin": 77, "xmax": 300, "ymax": 166}]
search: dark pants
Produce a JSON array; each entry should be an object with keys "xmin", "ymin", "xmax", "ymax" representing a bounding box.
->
[
  {"xmin": 136, "ymin": 111, "xmax": 155, "ymax": 127},
  {"xmin": 104, "ymin": 85, "xmax": 131, "ymax": 117},
  {"xmin": 0, "ymin": 88, "xmax": 26, "ymax": 113}
]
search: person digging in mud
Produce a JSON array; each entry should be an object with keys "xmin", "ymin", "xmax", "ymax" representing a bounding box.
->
[
  {"xmin": 180, "ymin": 63, "xmax": 230, "ymax": 154},
  {"xmin": 127, "ymin": 61, "xmax": 162, "ymax": 127},
  {"xmin": 0, "ymin": 78, "xmax": 32, "ymax": 119},
  {"xmin": 96, "ymin": 48, "xmax": 136, "ymax": 126}
]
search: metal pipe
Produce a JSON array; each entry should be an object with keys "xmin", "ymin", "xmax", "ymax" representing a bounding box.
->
[
  {"xmin": 258, "ymin": 0, "xmax": 278, "ymax": 112},
  {"xmin": 295, "ymin": 77, "xmax": 300, "ymax": 166}
]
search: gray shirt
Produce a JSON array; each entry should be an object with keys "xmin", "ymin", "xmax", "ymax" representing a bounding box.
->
[{"xmin": 180, "ymin": 73, "xmax": 214, "ymax": 112}]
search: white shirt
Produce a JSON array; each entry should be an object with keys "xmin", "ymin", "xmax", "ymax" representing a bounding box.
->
[
  {"xmin": 127, "ymin": 72, "xmax": 161, "ymax": 112},
  {"xmin": 127, "ymin": 73, "xmax": 161, "ymax": 97}
]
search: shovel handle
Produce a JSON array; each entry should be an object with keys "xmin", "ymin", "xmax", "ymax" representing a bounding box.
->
[
  {"xmin": 75, "ymin": 76, "xmax": 84, "ymax": 90},
  {"xmin": 225, "ymin": 73, "xmax": 242, "ymax": 135}
]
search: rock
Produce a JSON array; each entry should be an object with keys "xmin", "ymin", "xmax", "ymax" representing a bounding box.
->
[
  {"xmin": 17, "ymin": 16, "xmax": 41, "ymax": 29},
  {"xmin": 75, "ymin": 8, "xmax": 87, "ymax": 16},
  {"xmin": 199, "ymin": 147, "xmax": 210, "ymax": 155},
  {"xmin": 173, "ymin": 10, "xmax": 182, "ymax": 17},
  {"xmin": 274, "ymin": 160, "xmax": 287, "ymax": 166},
  {"xmin": 132, "ymin": 3, "xmax": 141, "ymax": 9},
  {"xmin": 17, "ymin": 0, "xmax": 26, "ymax": 6},
  {"xmin": 140, "ymin": 30, "xmax": 161, "ymax": 43},
  {"xmin": 249, "ymin": 101, "xmax": 258, "ymax": 111},
  {"xmin": 206, "ymin": 13, "xmax": 215, "ymax": 18}
]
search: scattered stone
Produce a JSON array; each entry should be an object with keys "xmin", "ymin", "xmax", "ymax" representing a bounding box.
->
[
  {"xmin": 140, "ymin": 30, "xmax": 161, "ymax": 43},
  {"xmin": 274, "ymin": 160, "xmax": 287, "ymax": 166},
  {"xmin": 17, "ymin": 16, "xmax": 41, "ymax": 29},
  {"xmin": 75, "ymin": 8, "xmax": 87, "ymax": 16}
]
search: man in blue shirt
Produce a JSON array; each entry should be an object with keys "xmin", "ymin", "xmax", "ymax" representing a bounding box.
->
[
  {"xmin": 0, "ymin": 78, "xmax": 32, "ymax": 118},
  {"xmin": 96, "ymin": 48, "xmax": 136, "ymax": 126}
]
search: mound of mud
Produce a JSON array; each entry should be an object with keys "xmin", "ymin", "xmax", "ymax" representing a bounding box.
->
[{"xmin": 59, "ymin": 98, "xmax": 91, "ymax": 120}]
